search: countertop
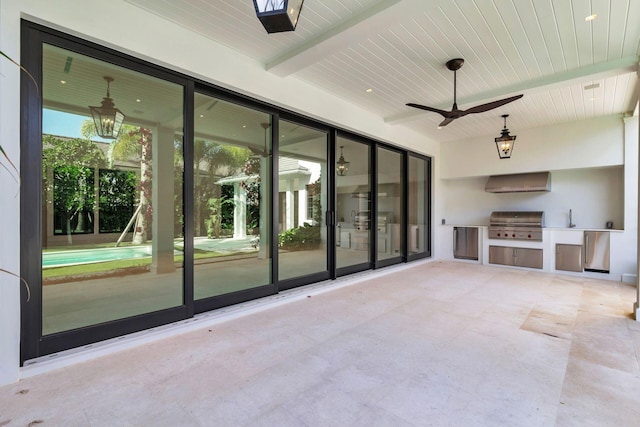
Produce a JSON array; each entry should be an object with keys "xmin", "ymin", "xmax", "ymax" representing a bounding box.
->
[{"xmin": 442, "ymin": 224, "xmax": 623, "ymax": 232}]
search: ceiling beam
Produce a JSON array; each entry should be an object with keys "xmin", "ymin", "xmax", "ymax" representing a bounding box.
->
[
  {"xmin": 385, "ymin": 56, "xmax": 640, "ymax": 125},
  {"xmin": 266, "ymin": 0, "xmax": 407, "ymax": 77}
]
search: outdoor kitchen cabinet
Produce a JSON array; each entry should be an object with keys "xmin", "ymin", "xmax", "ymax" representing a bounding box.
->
[
  {"xmin": 555, "ymin": 244, "xmax": 583, "ymax": 272},
  {"xmin": 489, "ymin": 245, "xmax": 543, "ymax": 269}
]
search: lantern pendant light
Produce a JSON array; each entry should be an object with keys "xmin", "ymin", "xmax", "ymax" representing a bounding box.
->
[
  {"xmin": 90, "ymin": 76, "xmax": 125, "ymax": 139},
  {"xmin": 336, "ymin": 145, "xmax": 350, "ymax": 176},
  {"xmin": 253, "ymin": 0, "xmax": 304, "ymax": 33},
  {"xmin": 494, "ymin": 114, "xmax": 516, "ymax": 159}
]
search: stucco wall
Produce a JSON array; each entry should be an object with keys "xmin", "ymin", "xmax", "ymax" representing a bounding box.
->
[{"xmin": 440, "ymin": 115, "xmax": 624, "ymax": 179}]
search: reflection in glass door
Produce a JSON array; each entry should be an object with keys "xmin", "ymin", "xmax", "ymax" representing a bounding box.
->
[
  {"xmin": 376, "ymin": 146, "xmax": 404, "ymax": 264},
  {"xmin": 278, "ymin": 120, "xmax": 328, "ymax": 283},
  {"xmin": 193, "ymin": 94, "xmax": 272, "ymax": 301},
  {"xmin": 335, "ymin": 136, "xmax": 371, "ymax": 271},
  {"xmin": 408, "ymin": 155, "xmax": 430, "ymax": 258},
  {"xmin": 40, "ymin": 43, "xmax": 184, "ymax": 335}
]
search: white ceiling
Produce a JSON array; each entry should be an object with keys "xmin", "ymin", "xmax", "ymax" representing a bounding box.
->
[{"xmin": 123, "ymin": 0, "xmax": 638, "ymax": 142}]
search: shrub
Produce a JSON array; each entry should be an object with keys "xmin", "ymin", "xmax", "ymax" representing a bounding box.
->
[{"xmin": 278, "ymin": 223, "xmax": 320, "ymax": 250}]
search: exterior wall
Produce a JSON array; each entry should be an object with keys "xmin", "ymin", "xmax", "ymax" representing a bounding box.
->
[
  {"xmin": 0, "ymin": 0, "xmax": 440, "ymax": 385},
  {"xmin": 440, "ymin": 115, "xmax": 624, "ymax": 179},
  {"xmin": 437, "ymin": 114, "xmax": 638, "ymax": 283}
]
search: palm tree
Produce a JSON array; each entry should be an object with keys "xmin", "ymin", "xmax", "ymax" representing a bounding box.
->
[{"xmin": 193, "ymin": 139, "xmax": 249, "ymax": 237}]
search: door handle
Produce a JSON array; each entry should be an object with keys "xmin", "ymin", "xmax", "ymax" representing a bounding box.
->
[
  {"xmin": 584, "ymin": 235, "xmax": 590, "ymax": 265},
  {"xmin": 453, "ymin": 228, "xmax": 458, "ymax": 253}
]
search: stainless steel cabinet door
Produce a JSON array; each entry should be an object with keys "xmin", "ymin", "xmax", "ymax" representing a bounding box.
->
[
  {"xmin": 584, "ymin": 231, "xmax": 610, "ymax": 272},
  {"xmin": 514, "ymin": 247, "xmax": 543, "ymax": 269},
  {"xmin": 489, "ymin": 245, "xmax": 542, "ymax": 269},
  {"xmin": 453, "ymin": 227, "xmax": 478, "ymax": 260},
  {"xmin": 489, "ymin": 245, "xmax": 513, "ymax": 266},
  {"xmin": 556, "ymin": 244, "xmax": 583, "ymax": 272}
]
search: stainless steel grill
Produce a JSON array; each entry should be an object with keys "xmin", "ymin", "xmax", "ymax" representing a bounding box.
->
[{"xmin": 488, "ymin": 211, "xmax": 544, "ymax": 241}]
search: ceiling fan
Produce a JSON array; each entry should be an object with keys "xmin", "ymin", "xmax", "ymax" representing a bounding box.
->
[
  {"xmin": 249, "ymin": 122, "xmax": 271, "ymax": 158},
  {"xmin": 406, "ymin": 58, "xmax": 523, "ymax": 127}
]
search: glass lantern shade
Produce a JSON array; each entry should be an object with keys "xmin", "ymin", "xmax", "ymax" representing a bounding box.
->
[
  {"xmin": 89, "ymin": 77, "xmax": 125, "ymax": 139},
  {"xmin": 253, "ymin": 0, "xmax": 304, "ymax": 33},
  {"xmin": 495, "ymin": 133, "xmax": 516, "ymax": 159},
  {"xmin": 494, "ymin": 115, "xmax": 516, "ymax": 159},
  {"xmin": 336, "ymin": 146, "xmax": 349, "ymax": 176}
]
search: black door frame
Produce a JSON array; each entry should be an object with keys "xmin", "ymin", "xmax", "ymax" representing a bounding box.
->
[
  {"xmin": 19, "ymin": 20, "xmax": 433, "ymax": 364},
  {"xmin": 276, "ymin": 113, "xmax": 334, "ymax": 291},
  {"xmin": 20, "ymin": 21, "xmax": 194, "ymax": 361}
]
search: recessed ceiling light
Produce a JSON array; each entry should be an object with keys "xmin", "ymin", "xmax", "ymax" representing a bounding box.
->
[
  {"xmin": 585, "ymin": 14, "xmax": 597, "ymax": 22},
  {"xmin": 60, "ymin": 80, "xmax": 66, "ymax": 84},
  {"xmin": 242, "ymin": 125, "xmax": 246, "ymax": 128},
  {"xmin": 199, "ymin": 114, "xmax": 204, "ymax": 118},
  {"xmin": 365, "ymin": 88, "xmax": 373, "ymax": 93},
  {"xmin": 136, "ymin": 99, "xmax": 141, "ymax": 103}
]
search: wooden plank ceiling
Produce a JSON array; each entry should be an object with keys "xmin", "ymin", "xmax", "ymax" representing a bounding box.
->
[{"xmin": 121, "ymin": 0, "xmax": 640, "ymax": 142}]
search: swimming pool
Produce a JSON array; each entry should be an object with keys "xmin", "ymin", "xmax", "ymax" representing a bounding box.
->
[{"xmin": 43, "ymin": 246, "xmax": 154, "ymax": 268}]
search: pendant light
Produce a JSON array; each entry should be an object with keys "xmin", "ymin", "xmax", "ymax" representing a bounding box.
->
[
  {"xmin": 253, "ymin": 0, "xmax": 304, "ymax": 33},
  {"xmin": 89, "ymin": 76, "xmax": 125, "ymax": 139},
  {"xmin": 494, "ymin": 114, "xmax": 516, "ymax": 159},
  {"xmin": 336, "ymin": 145, "xmax": 350, "ymax": 176}
]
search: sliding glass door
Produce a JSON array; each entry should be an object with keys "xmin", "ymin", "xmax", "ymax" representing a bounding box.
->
[
  {"xmin": 407, "ymin": 154, "xmax": 431, "ymax": 260},
  {"xmin": 192, "ymin": 93, "xmax": 273, "ymax": 308},
  {"xmin": 335, "ymin": 135, "xmax": 372, "ymax": 274},
  {"xmin": 376, "ymin": 146, "xmax": 404, "ymax": 267},
  {"xmin": 277, "ymin": 119, "xmax": 330, "ymax": 288},
  {"xmin": 21, "ymin": 22, "xmax": 432, "ymax": 362},
  {"xmin": 40, "ymin": 43, "xmax": 185, "ymax": 336}
]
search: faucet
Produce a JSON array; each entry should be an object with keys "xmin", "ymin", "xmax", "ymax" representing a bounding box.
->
[{"xmin": 569, "ymin": 209, "xmax": 575, "ymax": 228}]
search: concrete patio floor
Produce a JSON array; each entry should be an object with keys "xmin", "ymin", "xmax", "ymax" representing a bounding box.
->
[{"xmin": 2, "ymin": 260, "xmax": 640, "ymax": 426}]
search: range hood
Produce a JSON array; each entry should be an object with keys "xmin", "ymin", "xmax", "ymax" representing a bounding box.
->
[{"xmin": 485, "ymin": 172, "xmax": 551, "ymax": 193}]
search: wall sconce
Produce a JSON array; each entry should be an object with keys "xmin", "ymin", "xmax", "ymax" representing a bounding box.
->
[
  {"xmin": 253, "ymin": 0, "xmax": 304, "ymax": 33},
  {"xmin": 89, "ymin": 76, "xmax": 125, "ymax": 139},
  {"xmin": 495, "ymin": 114, "xmax": 516, "ymax": 159},
  {"xmin": 336, "ymin": 145, "xmax": 350, "ymax": 176}
]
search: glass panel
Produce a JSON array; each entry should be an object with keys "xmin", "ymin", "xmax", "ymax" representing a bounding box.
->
[
  {"xmin": 193, "ymin": 94, "xmax": 272, "ymax": 299},
  {"xmin": 376, "ymin": 147, "xmax": 403, "ymax": 261},
  {"xmin": 336, "ymin": 137, "xmax": 371, "ymax": 269},
  {"xmin": 278, "ymin": 120, "xmax": 328, "ymax": 280},
  {"xmin": 41, "ymin": 44, "xmax": 184, "ymax": 335},
  {"xmin": 408, "ymin": 156, "xmax": 428, "ymax": 255}
]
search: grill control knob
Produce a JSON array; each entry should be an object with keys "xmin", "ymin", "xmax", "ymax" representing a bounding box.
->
[
  {"xmin": 528, "ymin": 234, "xmax": 532, "ymax": 238},
  {"xmin": 512, "ymin": 234, "xmax": 516, "ymax": 237}
]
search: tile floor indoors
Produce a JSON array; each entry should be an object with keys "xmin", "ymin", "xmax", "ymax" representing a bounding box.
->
[{"xmin": 1, "ymin": 260, "xmax": 640, "ymax": 426}]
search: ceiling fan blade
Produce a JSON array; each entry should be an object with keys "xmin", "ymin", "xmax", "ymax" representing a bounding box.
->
[
  {"xmin": 438, "ymin": 117, "xmax": 455, "ymax": 127},
  {"xmin": 462, "ymin": 94, "xmax": 524, "ymax": 116},
  {"xmin": 406, "ymin": 103, "xmax": 451, "ymax": 119}
]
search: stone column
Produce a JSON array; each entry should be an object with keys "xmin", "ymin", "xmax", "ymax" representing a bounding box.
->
[
  {"xmin": 258, "ymin": 157, "xmax": 268, "ymax": 259},
  {"xmin": 151, "ymin": 126, "xmax": 176, "ymax": 274},
  {"xmin": 233, "ymin": 182, "xmax": 247, "ymax": 239},
  {"xmin": 286, "ymin": 179, "xmax": 294, "ymax": 230}
]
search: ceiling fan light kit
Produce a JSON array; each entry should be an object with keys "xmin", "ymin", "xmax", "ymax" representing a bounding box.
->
[{"xmin": 406, "ymin": 58, "xmax": 523, "ymax": 127}]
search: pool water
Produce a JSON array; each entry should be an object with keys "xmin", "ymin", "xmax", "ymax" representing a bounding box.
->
[{"xmin": 43, "ymin": 246, "xmax": 154, "ymax": 268}]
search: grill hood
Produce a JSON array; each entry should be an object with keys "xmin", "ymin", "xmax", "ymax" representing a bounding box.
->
[{"xmin": 485, "ymin": 172, "xmax": 551, "ymax": 193}]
